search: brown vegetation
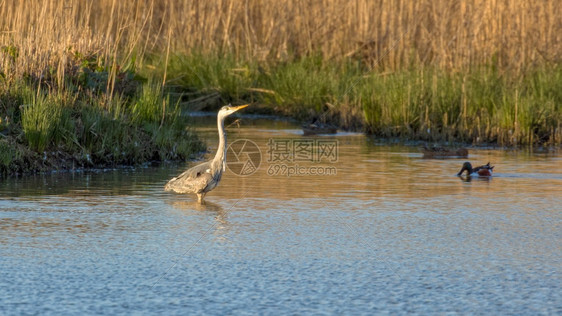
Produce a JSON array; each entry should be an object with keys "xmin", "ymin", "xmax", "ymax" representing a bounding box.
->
[{"xmin": 2, "ymin": 0, "xmax": 560, "ymax": 76}]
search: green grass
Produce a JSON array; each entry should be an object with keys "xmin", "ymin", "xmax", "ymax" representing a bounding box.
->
[
  {"xmin": 357, "ymin": 67, "xmax": 562, "ymax": 145},
  {"xmin": 160, "ymin": 52, "xmax": 562, "ymax": 147},
  {"xmin": 164, "ymin": 52, "xmax": 257, "ymax": 101},
  {"xmin": 20, "ymin": 87, "xmax": 74, "ymax": 152},
  {"xmin": 0, "ymin": 73, "xmax": 203, "ymax": 175},
  {"xmin": 0, "ymin": 139, "xmax": 16, "ymax": 167},
  {"xmin": 258, "ymin": 56, "xmax": 356, "ymax": 117}
]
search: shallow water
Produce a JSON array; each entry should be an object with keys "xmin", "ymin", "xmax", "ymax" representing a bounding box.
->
[{"xmin": 1, "ymin": 116, "xmax": 561, "ymax": 315}]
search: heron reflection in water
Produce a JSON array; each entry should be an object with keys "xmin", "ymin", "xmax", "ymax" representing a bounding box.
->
[{"xmin": 164, "ymin": 104, "xmax": 249, "ymax": 203}]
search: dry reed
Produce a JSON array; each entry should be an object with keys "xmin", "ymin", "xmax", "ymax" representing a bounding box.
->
[{"xmin": 1, "ymin": 0, "xmax": 560, "ymax": 77}]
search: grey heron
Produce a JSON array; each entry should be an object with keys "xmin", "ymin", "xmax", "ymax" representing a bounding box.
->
[{"xmin": 164, "ymin": 104, "xmax": 249, "ymax": 203}]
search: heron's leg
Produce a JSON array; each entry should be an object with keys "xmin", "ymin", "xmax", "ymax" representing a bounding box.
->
[{"xmin": 197, "ymin": 193, "xmax": 206, "ymax": 204}]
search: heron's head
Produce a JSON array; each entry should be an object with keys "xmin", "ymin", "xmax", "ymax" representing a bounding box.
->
[{"xmin": 218, "ymin": 104, "xmax": 249, "ymax": 118}]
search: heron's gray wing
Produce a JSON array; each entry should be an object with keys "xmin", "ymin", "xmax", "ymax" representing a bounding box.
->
[{"xmin": 164, "ymin": 161, "xmax": 214, "ymax": 194}]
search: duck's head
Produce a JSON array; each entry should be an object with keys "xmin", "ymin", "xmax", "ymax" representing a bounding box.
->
[{"xmin": 457, "ymin": 161, "xmax": 473, "ymax": 176}]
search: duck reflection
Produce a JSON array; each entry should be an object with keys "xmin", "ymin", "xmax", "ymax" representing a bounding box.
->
[{"xmin": 458, "ymin": 175, "xmax": 492, "ymax": 183}]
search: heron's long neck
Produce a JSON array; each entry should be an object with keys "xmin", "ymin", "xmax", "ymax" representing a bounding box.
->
[{"xmin": 212, "ymin": 115, "xmax": 227, "ymax": 171}]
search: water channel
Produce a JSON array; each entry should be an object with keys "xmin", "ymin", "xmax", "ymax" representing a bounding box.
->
[{"xmin": 1, "ymin": 114, "xmax": 560, "ymax": 314}]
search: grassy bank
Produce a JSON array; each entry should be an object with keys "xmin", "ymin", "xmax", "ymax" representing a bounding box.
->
[
  {"xmin": 0, "ymin": 68, "xmax": 203, "ymax": 175},
  {"xmin": 158, "ymin": 53, "xmax": 562, "ymax": 146},
  {"xmin": 359, "ymin": 66, "xmax": 562, "ymax": 146}
]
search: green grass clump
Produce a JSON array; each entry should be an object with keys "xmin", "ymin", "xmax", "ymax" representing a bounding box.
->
[
  {"xmin": 258, "ymin": 56, "xmax": 355, "ymax": 118},
  {"xmin": 20, "ymin": 88, "xmax": 74, "ymax": 152},
  {"xmin": 164, "ymin": 52, "xmax": 257, "ymax": 101},
  {"xmin": 132, "ymin": 80, "xmax": 165, "ymax": 124},
  {"xmin": 131, "ymin": 81, "xmax": 202, "ymax": 160},
  {"xmin": 0, "ymin": 139, "xmax": 16, "ymax": 168}
]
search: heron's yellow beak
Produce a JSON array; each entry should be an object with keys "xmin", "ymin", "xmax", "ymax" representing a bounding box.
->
[{"xmin": 233, "ymin": 104, "xmax": 250, "ymax": 111}]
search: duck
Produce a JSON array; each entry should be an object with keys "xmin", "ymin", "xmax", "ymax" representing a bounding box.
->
[
  {"xmin": 422, "ymin": 146, "xmax": 468, "ymax": 158},
  {"xmin": 302, "ymin": 110, "xmax": 338, "ymax": 136},
  {"xmin": 457, "ymin": 162, "xmax": 494, "ymax": 177},
  {"xmin": 302, "ymin": 123, "xmax": 337, "ymax": 136}
]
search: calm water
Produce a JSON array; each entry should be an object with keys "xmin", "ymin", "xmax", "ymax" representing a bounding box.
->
[{"xmin": 1, "ymin": 115, "xmax": 561, "ymax": 315}]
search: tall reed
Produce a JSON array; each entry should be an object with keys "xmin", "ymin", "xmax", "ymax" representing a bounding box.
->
[{"xmin": 2, "ymin": 0, "xmax": 560, "ymax": 78}]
